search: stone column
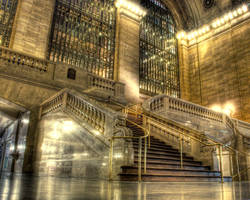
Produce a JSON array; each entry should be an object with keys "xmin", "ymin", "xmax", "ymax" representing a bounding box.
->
[
  {"xmin": 11, "ymin": 0, "xmax": 55, "ymax": 59},
  {"xmin": 115, "ymin": 0, "xmax": 146, "ymax": 103},
  {"xmin": 178, "ymin": 39, "xmax": 190, "ymax": 101}
]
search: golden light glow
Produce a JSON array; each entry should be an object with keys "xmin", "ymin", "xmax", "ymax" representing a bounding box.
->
[
  {"xmin": 114, "ymin": 153, "xmax": 123, "ymax": 159},
  {"xmin": 22, "ymin": 118, "xmax": 29, "ymax": 124},
  {"xmin": 115, "ymin": 0, "xmax": 147, "ymax": 17},
  {"xmin": 51, "ymin": 131, "xmax": 60, "ymax": 139},
  {"xmin": 211, "ymin": 105, "xmax": 222, "ymax": 113},
  {"xmin": 210, "ymin": 103, "xmax": 235, "ymax": 116},
  {"xmin": 223, "ymin": 103, "xmax": 235, "ymax": 116},
  {"xmin": 94, "ymin": 130, "xmax": 101, "ymax": 135},
  {"xmin": 62, "ymin": 121, "xmax": 74, "ymax": 132},
  {"xmin": 178, "ymin": 4, "xmax": 249, "ymax": 41}
]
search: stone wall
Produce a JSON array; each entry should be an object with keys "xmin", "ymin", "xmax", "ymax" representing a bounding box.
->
[
  {"xmin": 11, "ymin": 0, "xmax": 55, "ymax": 59},
  {"xmin": 182, "ymin": 17, "xmax": 250, "ymax": 122},
  {"xmin": 35, "ymin": 112, "xmax": 133, "ymax": 180}
]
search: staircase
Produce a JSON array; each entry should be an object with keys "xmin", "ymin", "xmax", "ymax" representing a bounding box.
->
[{"xmin": 119, "ymin": 115, "xmax": 225, "ymax": 182}]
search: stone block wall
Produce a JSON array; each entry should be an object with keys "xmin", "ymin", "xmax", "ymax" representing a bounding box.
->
[
  {"xmin": 181, "ymin": 18, "xmax": 250, "ymax": 122},
  {"xmin": 11, "ymin": 0, "xmax": 55, "ymax": 59}
]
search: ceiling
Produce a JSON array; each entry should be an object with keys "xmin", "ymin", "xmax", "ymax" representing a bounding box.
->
[
  {"xmin": 0, "ymin": 98, "xmax": 26, "ymax": 136},
  {"xmin": 162, "ymin": 0, "xmax": 238, "ymax": 30}
]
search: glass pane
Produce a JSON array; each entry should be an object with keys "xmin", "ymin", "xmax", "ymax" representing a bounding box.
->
[
  {"xmin": 48, "ymin": 0, "xmax": 116, "ymax": 79},
  {"xmin": 139, "ymin": 0, "xmax": 180, "ymax": 97},
  {"xmin": 0, "ymin": 0, "xmax": 18, "ymax": 47}
]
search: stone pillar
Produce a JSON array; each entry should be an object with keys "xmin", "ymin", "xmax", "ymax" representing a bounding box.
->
[
  {"xmin": 11, "ymin": 0, "xmax": 55, "ymax": 59},
  {"xmin": 247, "ymin": 151, "xmax": 250, "ymax": 180},
  {"xmin": 178, "ymin": 39, "xmax": 190, "ymax": 101},
  {"xmin": 115, "ymin": 0, "xmax": 145, "ymax": 103}
]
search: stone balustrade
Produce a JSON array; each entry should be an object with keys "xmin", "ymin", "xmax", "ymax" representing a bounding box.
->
[
  {"xmin": 0, "ymin": 46, "xmax": 49, "ymax": 72},
  {"xmin": 0, "ymin": 47, "xmax": 125, "ymax": 100},
  {"xmin": 40, "ymin": 90, "xmax": 64, "ymax": 116},
  {"xmin": 237, "ymin": 120, "xmax": 250, "ymax": 130},
  {"xmin": 40, "ymin": 89, "xmax": 124, "ymax": 137},
  {"xmin": 66, "ymin": 93, "xmax": 106, "ymax": 134},
  {"xmin": 87, "ymin": 74, "xmax": 125, "ymax": 98},
  {"xmin": 147, "ymin": 95, "xmax": 223, "ymax": 122},
  {"xmin": 88, "ymin": 74, "xmax": 115, "ymax": 95}
]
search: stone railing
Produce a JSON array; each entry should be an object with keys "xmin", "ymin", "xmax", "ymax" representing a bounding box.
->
[
  {"xmin": 0, "ymin": 46, "xmax": 49, "ymax": 72},
  {"xmin": 0, "ymin": 47, "xmax": 125, "ymax": 100},
  {"xmin": 39, "ymin": 89, "xmax": 124, "ymax": 140},
  {"xmin": 144, "ymin": 95, "xmax": 250, "ymax": 140},
  {"xmin": 237, "ymin": 120, "xmax": 250, "ymax": 130},
  {"xmin": 146, "ymin": 94, "xmax": 223, "ymax": 122},
  {"xmin": 235, "ymin": 120, "xmax": 250, "ymax": 150},
  {"xmin": 87, "ymin": 74, "xmax": 125, "ymax": 98}
]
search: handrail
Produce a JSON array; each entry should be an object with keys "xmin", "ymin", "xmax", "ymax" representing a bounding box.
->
[
  {"xmin": 232, "ymin": 167, "xmax": 250, "ymax": 180},
  {"xmin": 109, "ymin": 104, "xmax": 150, "ymax": 182},
  {"xmin": 119, "ymin": 102, "xmax": 249, "ymax": 182}
]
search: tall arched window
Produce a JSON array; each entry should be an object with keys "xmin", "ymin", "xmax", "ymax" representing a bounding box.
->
[
  {"xmin": 48, "ymin": 0, "xmax": 116, "ymax": 79},
  {"xmin": 139, "ymin": 0, "xmax": 180, "ymax": 97},
  {"xmin": 0, "ymin": 0, "xmax": 18, "ymax": 47}
]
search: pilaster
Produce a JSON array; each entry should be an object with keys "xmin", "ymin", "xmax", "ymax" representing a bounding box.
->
[
  {"xmin": 11, "ymin": 0, "xmax": 55, "ymax": 59},
  {"xmin": 115, "ymin": 0, "xmax": 146, "ymax": 103}
]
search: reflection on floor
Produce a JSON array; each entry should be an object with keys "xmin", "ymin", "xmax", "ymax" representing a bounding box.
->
[{"xmin": 0, "ymin": 173, "xmax": 249, "ymax": 200}]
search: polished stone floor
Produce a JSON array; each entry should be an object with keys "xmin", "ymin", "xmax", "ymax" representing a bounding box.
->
[{"xmin": 0, "ymin": 173, "xmax": 250, "ymax": 200}]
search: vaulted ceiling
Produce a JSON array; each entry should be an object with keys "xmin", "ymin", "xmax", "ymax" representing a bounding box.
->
[{"xmin": 161, "ymin": 0, "xmax": 244, "ymax": 30}]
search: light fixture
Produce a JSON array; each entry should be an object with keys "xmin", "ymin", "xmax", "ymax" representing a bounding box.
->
[
  {"xmin": 179, "ymin": 4, "xmax": 249, "ymax": 41},
  {"xmin": 210, "ymin": 103, "xmax": 235, "ymax": 116},
  {"xmin": 22, "ymin": 118, "xmax": 29, "ymax": 124}
]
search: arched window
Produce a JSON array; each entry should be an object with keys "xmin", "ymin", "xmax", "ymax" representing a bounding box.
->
[
  {"xmin": 48, "ymin": 0, "xmax": 116, "ymax": 79},
  {"xmin": 0, "ymin": 0, "xmax": 18, "ymax": 47},
  {"xmin": 139, "ymin": 0, "xmax": 180, "ymax": 98}
]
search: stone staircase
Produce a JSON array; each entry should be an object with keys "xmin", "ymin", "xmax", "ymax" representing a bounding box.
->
[{"xmin": 119, "ymin": 116, "xmax": 225, "ymax": 182}]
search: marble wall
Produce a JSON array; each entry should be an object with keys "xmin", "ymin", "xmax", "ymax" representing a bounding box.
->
[
  {"xmin": 182, "ymin": 16, "xmax": 250, "ymax": 122},
  {"xmin": 0, "ymin": 112, "xmax": 30, "ymax": 173},
  {"xmin": 35, "ymin": 112, "xmax": 133, "ymax": 180}
]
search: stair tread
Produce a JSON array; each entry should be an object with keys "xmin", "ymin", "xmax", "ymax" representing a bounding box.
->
[
  {"xmin": 121, "ymin": 166, "xmax": 219, "ymax": 173},
  {"xmin": 134, "ymin": 157, "xmax": 200, "ymax": 163},
  {"xmin": 121, "ymin": 117, "xmax": 232, "ymax": 182},
  {"xmin": 119, "ymin": 173, "xmax": 222, "ymax": 178},
  {"xmin": 134, "ymin": 147, "xmax": 179, "ymax": 152},
  {"xmin": 134, "ymin": 160, "xmax": 205, "ymax": 166},
  {"xmin": 134, "ymin": 151, "xmax": 189, "ymax": 157},
  {"xmin": 134, "ymin": 156, "xmax": 195, "ymax": 162}
]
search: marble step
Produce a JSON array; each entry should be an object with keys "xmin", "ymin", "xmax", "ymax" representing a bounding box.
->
[
  {"xmin": 133, "ymin": 141, "xmax": 174, "ymax": 149},
  {"xmin": 121, "ymin": 167, "xmax": 221, "ymax": 177},
  {"xmin": 134, "ymin": 153, "xmax": 194, "ymax": 162},
  {"xmin": 119, "ymin": 173, "xmax": 230, "ymax": 182},
  {"xmin": 133, "ymin": 162, "xmax": 211, "ymax": 170},
  {"xmin": 134, "ymin": 156, "xmax": 201, "ymax": 165},
  {"xmin": 133, "ymin": 150, "xmax": 192, "ymax": 160},
  {"xmin": 134, "ymin": 146, "xmax": 180, "ymax": 154},
  {"xmin": 133, "ymin": 143, "xmax": 183, "ymax": 151}
]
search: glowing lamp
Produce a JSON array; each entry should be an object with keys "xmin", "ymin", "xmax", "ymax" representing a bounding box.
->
[{"xmin": 242, "ymin": 5, "xmax": 248, "ymax": 12}]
